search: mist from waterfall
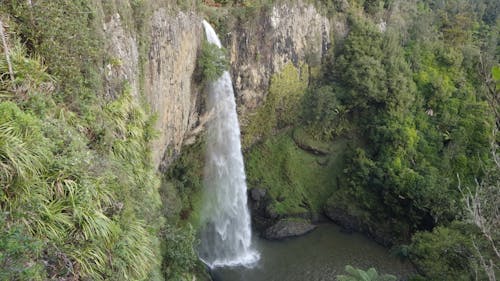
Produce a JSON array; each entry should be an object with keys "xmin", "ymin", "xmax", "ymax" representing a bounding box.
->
[{"xmin": 198, "ymin": 20, "xmax": 260, "ymax": 269}]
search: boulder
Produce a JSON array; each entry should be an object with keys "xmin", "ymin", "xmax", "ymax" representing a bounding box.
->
[
  {"xmin": 263, "ymin": 219, "xmax": 316, "ymax": 240},
  {"xmin": 324, "ymin": 206, "xmax": 363, "ymax": 233},
  {"xmin": 324, "ymin": 205, "xmax": 394, "ymax": 247},
  {"xmin": 250, "ymin": 188, "xmax": 267, "ymax": 202},
  {"xmin": 265, "ymin": 205, "xmax": 279, "ymax": 219}
]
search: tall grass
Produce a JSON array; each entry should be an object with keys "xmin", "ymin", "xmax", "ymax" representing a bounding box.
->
[{"xmin": 0, "ymin": 36, "xmax": 162, "ymax": 280}]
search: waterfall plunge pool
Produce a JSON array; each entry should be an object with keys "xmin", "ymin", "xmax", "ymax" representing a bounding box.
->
[{"xmin": 210, "ymin": 223, "xmax": 415, "ymax": 281}]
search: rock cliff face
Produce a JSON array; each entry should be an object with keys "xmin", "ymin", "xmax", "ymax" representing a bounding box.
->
[
  {"xmin": 103, "ymin": 1, "xmax": 332, "ymax": 169},
  {"xmin": 103, "ymin": 8, "xmax": 203, "ymax": 169},
  {"xmin": 103, "ymin": 12, "xmax": 141, "ymax": 99},
  {"xmin": 229, "ymin": 2, "xmax": 331, "ymax": 125},
  {"xmin": 143, "ymin": 10, "xmax": 203, "ymax": 169}
]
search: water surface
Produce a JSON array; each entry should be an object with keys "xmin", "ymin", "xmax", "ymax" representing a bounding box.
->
[{"xmin": 211, "ymin": 224, "xmax": 414, "ymax": 281}]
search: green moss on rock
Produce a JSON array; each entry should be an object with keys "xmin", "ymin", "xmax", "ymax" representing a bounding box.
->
[
  {"xmin": 245, "ymin": 131, "xmax": 349, "ymax": 216},
  {"xmin": 243, "ymin": 62, "xmax": 309, "ymax": 147}
]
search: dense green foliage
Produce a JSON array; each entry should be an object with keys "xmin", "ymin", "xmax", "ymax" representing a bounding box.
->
[
  {"xmin": 0, "ymin": 214, "xmax": 44, "ymax": 280},
  {"xmin": 324, "ymin": 12, "xmax": 495, "ymax": 241},
  {"xmin": 409, "ymin": 223, "xmax": 477, "ymax": 280},
  {"xmin": 1, "ymin": 0, "xmax": 104, "ymax": 109},
  {"xmin": 160, "ymin": 140, "xmax": 207, "ymax": 280},
  {"xmin": 0, "ymin": 43, "xmax": 162, "ymax": 280},
  {"xmin": 244, "ymin": 0, "xmax": 499, "ymax": 280}
]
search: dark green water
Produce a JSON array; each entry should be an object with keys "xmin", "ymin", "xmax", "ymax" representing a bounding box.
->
[{"xmin": 211, "ymin": 224, "xmax": 414, "ymax": 281}]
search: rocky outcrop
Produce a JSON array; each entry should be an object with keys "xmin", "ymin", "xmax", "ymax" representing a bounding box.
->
[
  {"xmin": 249, "ymin": 187, "xmax": 319, "ymax": 240},
  {"xmin": 103, "ymin": 12, "xmax": 140, "ymax": 99},
  {"xmin": 324, "ymin": 205, "xmax": 394, "ymax": 247},
  {"xmin": 263, "ymin": 219, "xmax": 317, "ymax": 240},
  {"xmin": 248, "ymin": 187, "xmax": 277, "ymax": 231},
  {"xmin": 229, "ymin": 1, "xmax": 331, "ymax": 126},
  {"xmin": 324, "ymin": 207, "xmax": 365, "ymax": 234},
  {"xmin": 292, "ymin": 129, "xmax": 330, "ymax": 156}
]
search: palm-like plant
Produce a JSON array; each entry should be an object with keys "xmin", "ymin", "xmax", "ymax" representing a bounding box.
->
[{"xmin": 337, "ymin": 265, "xmax": 397, "ymax": 281}]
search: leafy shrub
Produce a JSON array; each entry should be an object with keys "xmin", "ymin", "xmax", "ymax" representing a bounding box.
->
[
  {"xmin": 409, "ymin": 224, "xmax": 477, "ymax": 281},
  {"xmin": 302, "ymin": 86, "xmax": 348, "ymax": 140},
  {"xmin": 197, "ymin": 40, "xmax": 229, "ymax": 83},
  {"xmin": 0, "ymin": 215, "xmax": 45, "ymax": 281},
  {"xmin": 162, "ymin": 225, "xmax": 198, "ymax": 281}
]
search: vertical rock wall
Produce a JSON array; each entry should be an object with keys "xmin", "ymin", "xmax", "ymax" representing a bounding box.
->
[
  {"xmin": 144, "ymin": 10, "xmax": 202, "ymax": 169},
  {"xmin": 103, "ymin": 7, "xmax": 203, "ymax": 169},
  {"xmin": 229, "ymin": 1, "xmax": 331, "ymax": 124}
]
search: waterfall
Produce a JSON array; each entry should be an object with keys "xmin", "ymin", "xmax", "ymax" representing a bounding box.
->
[{"xmin": 198, "ymin": 20, "xmax": 260, "ymax": 268}]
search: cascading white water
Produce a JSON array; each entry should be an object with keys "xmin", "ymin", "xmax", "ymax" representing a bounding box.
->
[{"xmin": 198, "ymin": 20, "xmax": 260, "ymax": 268}]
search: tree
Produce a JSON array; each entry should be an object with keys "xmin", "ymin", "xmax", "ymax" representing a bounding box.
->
[{"xmin": 409, "ymin": 223, "xmax": 476, "ymax": 281}]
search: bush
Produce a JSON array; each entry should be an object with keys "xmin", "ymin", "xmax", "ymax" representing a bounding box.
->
[
  {"xmin": 162, "ymin": 225, "xmax": 198, "ymax": 281},
  {"xmin": 0, "ymin": 215, "xmax": 45, "ymax": 281},
  {"xmin": 197, "ymin": 40, "xmax": 229, "ymax": 83},
  {"xmin": 409, "ymin": 224, "xmax": 476, "ymax": 281}
]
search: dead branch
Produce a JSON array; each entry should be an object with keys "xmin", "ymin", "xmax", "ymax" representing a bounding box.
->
[
  {"xmin": 0, "ymin": 19, "xmax": 14, "ymax": 84},
  {"xmin": 473, "ymin": 240, "xmax": 497, "ymax": 281},
  {"xmin": 459, "ymin": 124, "xmax": 500, "ymax": 279},
  {"xmin": 183, "ymin": 108, "xmax": 215, "ymax": 145}
]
